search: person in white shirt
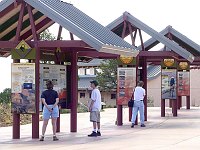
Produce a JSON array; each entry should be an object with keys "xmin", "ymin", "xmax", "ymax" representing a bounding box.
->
[
  {"xmin": 131, "ymin": 81, "xmax": 146, "ymax": 128},
  {"xmin": 88, "ymin": 80, "xmax": 102, "ymax": 137}
]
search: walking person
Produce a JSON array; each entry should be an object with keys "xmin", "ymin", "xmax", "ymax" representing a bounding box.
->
[
  {"xmin": 40, "ymin": 80, "xmax": 59, "ymax": 141},
  {"xmin": 88, "ymin": 80, "xmax": 102, "ymax": 137},
  {"xmin": 131, "ymin": 81, "xmax": 146, "ymax": 128}
]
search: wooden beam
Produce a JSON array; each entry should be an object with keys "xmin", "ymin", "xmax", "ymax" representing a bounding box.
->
[
  {"xmin": 15, "ymin": 2, "xmax": 25, "ymax": 41},
  {"xmin": 27, "ymin": 4, "xmax": 38, "ymax": 41},
  {"xmin": 57, "ymin": 25, "xmax": 63, "ymax": 40},
  {"xmin": 121, "ymin": 21, "xmax": 127, "ymax": 39}
]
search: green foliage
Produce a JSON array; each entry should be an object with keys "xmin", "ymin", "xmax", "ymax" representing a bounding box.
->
[
  {"xmin": 96, "ymin": 59, "xmax": 118, "ymax": 91},
  {"xmin": 0, "ymin": 88, "xmax": 11, "ymax": 104},
  {"xmin": 40, "ymin": 29, "xmax": 56, "ymax": 40}
]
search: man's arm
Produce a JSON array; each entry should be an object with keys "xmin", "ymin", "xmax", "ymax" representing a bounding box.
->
[{"xmin": 89, "ymin": 100, "xmax": 95, "ymax": 112}]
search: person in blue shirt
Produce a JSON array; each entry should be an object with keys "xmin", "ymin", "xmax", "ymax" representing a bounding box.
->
[{"xmin": 40, "ymin": 80, "xmax": 59, "ymax": 141}]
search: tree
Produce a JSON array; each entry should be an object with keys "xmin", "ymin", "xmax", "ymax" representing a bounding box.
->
[
  {"xmin": 40, "ymin": 29, "xmax": 56, "ymax": 40},
  {"xmin": 96, "ymin": 59, "xmax": 118, "ymax": 92},
  {"xmin": 0, "ymin": 88, "xmax": 11, "ymax": 104}
]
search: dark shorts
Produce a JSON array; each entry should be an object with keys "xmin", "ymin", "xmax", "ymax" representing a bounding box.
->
[{"xmin": 90, "ymin": 111, "xmax": 100, "ymax": 123}]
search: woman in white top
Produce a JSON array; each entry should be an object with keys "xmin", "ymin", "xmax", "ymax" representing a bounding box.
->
[{"xmin": 131, "ymin": 81, "xmax": 146, "ymax": 128}]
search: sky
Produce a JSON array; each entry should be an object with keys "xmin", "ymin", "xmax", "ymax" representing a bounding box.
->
[{"xmin": 0, "ymin": 0, "xmax": 200, "ymax": 92}]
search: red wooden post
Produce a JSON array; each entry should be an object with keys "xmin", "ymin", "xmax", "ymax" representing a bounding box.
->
[
  {"xmin": 15, "ymin": 2, "xmax": 25, "ymax": 41},
  {"xmin": 13, "ymin": 113, "xmax": 20, "ymax": 139},
  {"xmin": 70, "ymin": 52, "xmax": 78, "ymax": 132},
  {"xmin": 27, "ymin": 4, "xmax": 40, "ymax": 138},
  {"xmin": 117, "ymin": 105, "xmax": 123, "ymax": 126},
  {"xmin": 177, "ymin": 96, "xmax": 182, "ymax": 109},
  {"xmin": 13, "ymin": 59, "xmax": 20, "ymax": 139},
  {"xmin": 161, "ymin": 99, "xmax": 165, "ymax": 117},
  {"xmin": 56, "ymin": 109, "xmax": 61, "ymax": 132},
  {"xmin": 169, "ymin": 99, "xmax": 172, "ymax": 108},
  {"xmin": 129, "ymin": 107, "xmax": 132, "ymax": 122},
  {"xmin": 143, "ymin": 59, "xmax": 147, "ymax": 121},
  {"xmin": 186, "ymin": 96, "xmax": 190, "ymax": 109},
  {"xmin": 172, "ymin": 99, "xmax": 178, "ymax": 117}
]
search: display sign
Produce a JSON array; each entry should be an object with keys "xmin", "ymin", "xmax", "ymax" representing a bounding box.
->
[
  {"xmin": 11, "ymin": 40, "xmax": 35, "ymax": 59},
  {"xmin": 117, "ymin": 67, "xmax": 136, "ymax": 105},
  {"xmin": 161, "ymin": 69, "xmax": 177, "ymax": 99},
  {"xmin": 177, "ymin": 71, "xmax": 190, "ymax": 96},
  {"xmin": 11, "ymin": 63, "xmax": 36, "ymax": 114},
  {"xmin": 40, "ymin": 64, "xmax": 67, "ymax": 110},
  {"xmin": 177, "ymin": 62, "xmax": 190, "ymax": 96}
]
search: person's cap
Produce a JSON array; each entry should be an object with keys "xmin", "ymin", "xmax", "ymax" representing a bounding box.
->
[{"xmin": 90, "ymin": 80, "xmax": 98, "ymax": 86}]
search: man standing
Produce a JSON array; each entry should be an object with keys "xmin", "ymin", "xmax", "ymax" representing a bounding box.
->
[
  {"xmin": 131, "ymin": 81, "xmax": 146, "ymax": 128},
  {"xmin": 88, "ymin": 80, "xmax": 102, "ymax": 137}
]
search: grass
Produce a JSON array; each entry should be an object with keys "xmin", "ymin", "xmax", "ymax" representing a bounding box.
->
[{"xmin": 0, "ymin": 103, "xmax": 37, "ymax": 127}]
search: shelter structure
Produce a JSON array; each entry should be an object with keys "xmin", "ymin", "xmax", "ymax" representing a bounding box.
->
[
  {"xmin": 0, "ymin": 0, "xmax": 138, "ymax": 139},
  {"xmin": 136, "ymin": 25, "xmax": 200, "ymax": 117},
  {"xmin": 1, "ymin": 0, "xmax": 200, "ymax": 139}
]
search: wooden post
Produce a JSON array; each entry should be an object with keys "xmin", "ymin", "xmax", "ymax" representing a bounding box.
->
[
  {"xmin": 129, "ymin": 107, "xmax": 132, "ymax": 122},
  {"xmin": 70, "ymin": 52, "xmax": 78, "ymax": 132},
  {"xmin": 172, "ymin": 99, "xmax": 178, "ymax": 117},
  {"xmin": 177, "ymin": 96, "xmax": 182, "ymax": 109},
  {"xmin": 56, "ymin": 109, "xmax": 61, "ymax": 132},
  {"xmin": 13, "ymin": 59, "xmax": 20, "ymax": 139},
  {"xmin": 117, "ymin": 105, "xmax": 123, "ymax": 126},
  {"xmin": 161, "ymin": 99, "xmax": 165, "ymax": 117},
  {"xmin": 186, "ymin": 96, "xmax": 190, "ymax": 109},
  {"xmin": 169, "ymin": 100, "xmax": 172, "ymax": 108},
  {"xmin": 27, "ymin": 4, "xmax": 40, "ymax": 138}
]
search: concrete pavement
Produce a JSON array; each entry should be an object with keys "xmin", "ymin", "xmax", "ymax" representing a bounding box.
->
[{"xmin": 0, "ymin": 107, "xmax": 200, "ymax": 150}]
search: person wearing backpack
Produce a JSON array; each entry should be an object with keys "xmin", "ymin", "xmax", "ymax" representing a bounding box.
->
[{"xmin": 131, "ymin": 81, "xmax": 146, "ymax": 128}]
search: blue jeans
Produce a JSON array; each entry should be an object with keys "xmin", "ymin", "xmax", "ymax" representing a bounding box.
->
[{"xmin": 131, "ymin": 101, "xmax": 145, "ymax": 125}]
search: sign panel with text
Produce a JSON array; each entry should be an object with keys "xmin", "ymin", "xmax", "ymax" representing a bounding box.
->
[
  {"xmin": 40, "ymin": 64, "xmax": 67, "ymax": 110},
  {"xmin": 117, "ymin": 68, "xmax": 136, "ymax": 105},
  {"xmin": 11, "ymin": 63, "xmax": 36, "ymax": 114}
]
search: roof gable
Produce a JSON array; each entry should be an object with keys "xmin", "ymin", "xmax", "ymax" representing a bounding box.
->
[
  {"xmin": 23, "ymin": 0, "xmax": 138, "ymax": 57},
  {"xmin": 107, "ymin": 12, "xmax": 194, "ymax": 62}
]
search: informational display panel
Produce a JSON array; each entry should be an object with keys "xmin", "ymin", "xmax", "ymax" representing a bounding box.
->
[
  {"xmin": 177, "ymin": 62, "xmax": 190, "ymax": 96},
  {"xmin": 117, "ymin": 67, "xmax": 136, "ymax": 105},
  {"xmin": 161, "ymin": 69, "xmax": 177, "ymax": 99},
  {"xmin": 40, "ymin": 64, "xmax": 67, "ymax": 110},
  {"xmin": 11, "ymin": 63, "xmax": 36, "ymax": 114},
  {"xmin": 177, "ymin": 71, "xmax": 190, "ymax": 96}
]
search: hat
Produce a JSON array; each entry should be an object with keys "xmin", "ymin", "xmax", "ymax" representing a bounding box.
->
[{"xmin": 90, "ymin": 80, "xmax": 98, "ymax": 86}]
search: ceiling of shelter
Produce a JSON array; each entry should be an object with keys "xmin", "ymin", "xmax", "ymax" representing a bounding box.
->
[{"xmin": 0, "ymin": 2, "xmax": 54, "ymax": 41}]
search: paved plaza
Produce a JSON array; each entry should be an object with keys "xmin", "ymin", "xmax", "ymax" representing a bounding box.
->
[{"xmin": 0, "ymin": 107, "xmax": 200, "ymax": 150}]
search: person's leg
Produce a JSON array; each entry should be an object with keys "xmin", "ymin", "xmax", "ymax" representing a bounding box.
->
[
  {"xmin": 97, "ymin": 111, "xmax": 100, "ymax": 131},
  {"xmin": 131, "ymin": 103, "xmax": 139, "ymax": 124},
  {"xmin": 51, "ymin": 118, "xmax": 57, "ymax": 136},
  {"xmin": 42, "ymin": 119, "xmax": 49, "ymax": 136},
  {"xmin": 97, "ymin": 122, "xmax": 100, "ymax": 130},
  {"xmin": 88, "ymin": 112, "xmax": 98, "ymax": 137},
  {"xmin": 139, "ymin": 101, "xmax": 145, "ymax": 126},
  {"xmin": 93, "ymin": 121, "xmax": 97, "ymax": 132}
]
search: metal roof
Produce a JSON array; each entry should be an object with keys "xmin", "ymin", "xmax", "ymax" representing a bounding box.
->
[
  {"xmin": 147, "ymin": 65, "xmax": 161, "ymax": 80},
  {"xmin": 138, "ymin": 26, "xmax": 200, "ymax": 56},
  {"xmin": 78, "ymin": 59, "xmax": 103, "ymax": 67},
  {"xmin": 0, "ymin": 0, "xmax": 14, "ymax": 12},
  {"xmin": 1, "ymin": 0, "xmax": 138, "ymax": 57},
  {"xmin": 107, "ymin": 12, "xmax": 195, "ymax": 63},
  {"xmin": 21, "ymin": 0, "xmax": 138, "ymax": 57},
  {"xmin": 78, "ymin": 75, "xmax": 96, "ymax": 89}
]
